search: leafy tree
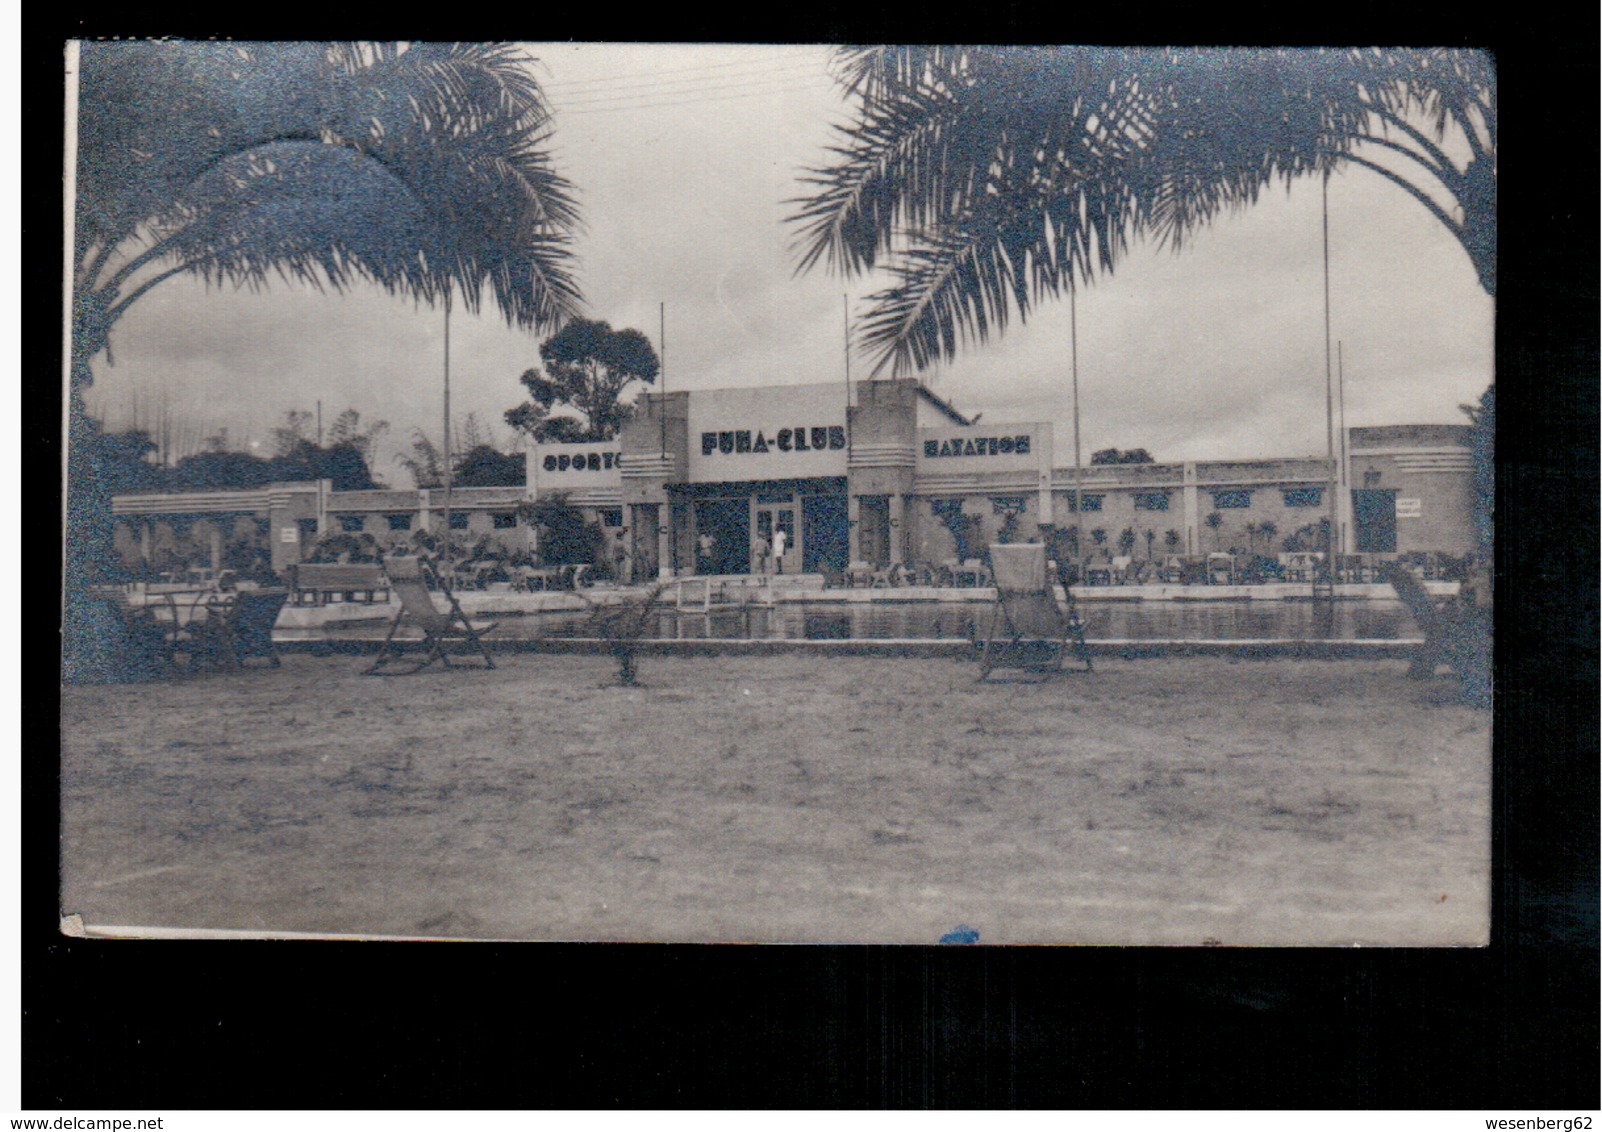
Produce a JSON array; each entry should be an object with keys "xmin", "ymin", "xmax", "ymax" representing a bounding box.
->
[
  {"xmin": 90, "ymin": 429, "xmax": 164, "ymax": 495},
  {"xmin": 521, "ymin": 496, "xmax": 604, "ymax": 567},
  {"xmin": 1090, "ymin": 448, "xmax": 1155, "ymax": 465},
  {"xmin": 271, "ymin": 410, "xmax": 316, "ymax": 458},
  {"xmin": 397, "ymin": 430, "xmax": 525, "ymax": 489},
  {"xmin": 396, "ymin": 430, "xmax": 447, "ymax": 490},
  {"xmin": 272, "ymin": 440, "xmax": 379, "ymax": 491},
  {"xmin": 1118, "ymin": 528, "xmax": 1137, "ymax": 556},
  {"xmin": 328, "ymin": 408, "xmax": 390, "ymax": 482},
  {"xmin": 791, "ymin": 46, "xmax": 1494, "ymax": 374},
  {"xmin": 453, "ymin": 445, "xmax": 527, "ymax": 488},
  {"xmin": 66, "ymin": 41, "xmax": 583, "ymax": 682},
  {"xmin": 1460, "ymin": 384, "xmax": 1493, "ymax": 552},
  {"xmin": 505, "ymin": 318, "xmax": 661, "ymax": 442},
  {"xmin": 1164, "ymin": 529, "xmax": 1181, "ymax": 553}
]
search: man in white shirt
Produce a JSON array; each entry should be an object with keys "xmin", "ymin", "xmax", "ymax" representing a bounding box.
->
[{"xmin": 772, "ymin": 527, "xmax": 788, "ymax": 574}]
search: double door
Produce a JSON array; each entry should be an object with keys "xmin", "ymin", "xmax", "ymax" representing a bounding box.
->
[{"xmin": 752, "ymin": 502, "xmax": 799, "ymax": 573}]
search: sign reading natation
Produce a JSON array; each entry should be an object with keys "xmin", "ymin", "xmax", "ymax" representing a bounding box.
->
[{"xmin": 923, "ymin": 434, "xmax": 1032, "ymax": 458}]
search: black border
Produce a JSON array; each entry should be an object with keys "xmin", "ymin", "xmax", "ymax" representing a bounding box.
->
[{"xmin": 29, "ymin": 17, "xmax": 1599, "ymax": 1110}]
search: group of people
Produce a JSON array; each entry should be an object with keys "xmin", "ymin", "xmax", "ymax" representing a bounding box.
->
[{"xmin": 695, "ymin": 528, "xmax": 789, "ymax": 575}]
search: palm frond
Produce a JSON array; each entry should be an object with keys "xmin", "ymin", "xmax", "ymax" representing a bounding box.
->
[
  {"xmin": 794, "ymin": 44, "xmax": 1495, "ymax": 371},
  {"xmin": 75, "ymin": 39, "xmax": 584, "ymax": 368}
]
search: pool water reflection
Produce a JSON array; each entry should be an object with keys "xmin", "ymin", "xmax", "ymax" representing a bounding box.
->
[{"xmin": 508, "ymin": 599, "xmax": 1415, "ymax": 642}]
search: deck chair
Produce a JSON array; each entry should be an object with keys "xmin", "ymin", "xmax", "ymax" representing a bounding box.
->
[
  {"xmin": 182, "ymin": 589, "xmax": 288, "ymax": 669},
  {"xmin": 366, "ymin": 556, "xmax": 497, "ymax": 675},
  {"xmin": 977, "ymin": 543, "xmax": 1092, "ymax": 682}
]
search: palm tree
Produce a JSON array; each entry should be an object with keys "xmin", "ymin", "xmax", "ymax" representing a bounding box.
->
[
  {"xmin": 66, "ymin": 41, "xmax": 584, "ymax": 680},
  {"xmin": 790, "ymin": 46, "xmax": 1494, "ymax": 375},
  {"xmin": 73, "ymin": 41, "xmax": 580, "ymax": 382},
  {"xmin": 1204, "ymin": 511, "xmax": 1224, "ymax": 552}
]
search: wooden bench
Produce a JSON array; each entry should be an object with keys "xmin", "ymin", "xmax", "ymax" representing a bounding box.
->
[{"xmin": 290, "ymin": 562, "xmax": 391, "ymax": 606}]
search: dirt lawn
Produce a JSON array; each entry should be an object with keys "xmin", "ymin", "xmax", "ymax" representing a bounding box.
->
[{"xmin": 59, "ymin": 653, "xmax": 1490, "ymax": 945}]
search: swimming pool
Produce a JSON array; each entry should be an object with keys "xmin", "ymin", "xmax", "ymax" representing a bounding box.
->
[{"xmin": 482, "ymin": 599, "xmax": 1415, "ymax": 642}]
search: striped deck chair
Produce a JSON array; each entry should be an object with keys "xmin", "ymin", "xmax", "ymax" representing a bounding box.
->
[
  {"xmin": 977, "ymin": 543, "xmax": 1092, "ymax": 682},
  {"xmin": 365, "ymin": 556, "xmax": 497, "ymax": 675}
]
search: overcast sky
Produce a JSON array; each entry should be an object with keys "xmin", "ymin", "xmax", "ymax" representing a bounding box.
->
[{"xmin": 82, "ymin": 43, "xmax": 1495, "ymax": 484}]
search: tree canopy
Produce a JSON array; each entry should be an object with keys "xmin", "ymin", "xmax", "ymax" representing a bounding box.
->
[
  {"xmin": 790, "ymin": 46, "xmax": 1495, "ymax": 375},
  {"xmin": 1090, "ymin": 448, "xmax": 1155, "ymax": 465},
  {"xmin": 505, "ymin": 318, "xmax": 661, "ymax": 443}
]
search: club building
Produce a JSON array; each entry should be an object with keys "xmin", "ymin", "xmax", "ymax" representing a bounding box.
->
[{"xmin": 108, "ymin": 378, "xmax": 1478, "ymax": 580}]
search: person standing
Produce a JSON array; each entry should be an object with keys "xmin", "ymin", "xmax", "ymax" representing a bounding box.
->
[
  {"xmin": 754, "ymin": 531, "xmax": 771, "ymax": 576},
  {"xmin": 612, "ymin": 528, "xmax": 630, "ymax": 584},
  {"xmin": 772, "ymin": 526, "xmax": 788, "ymax": 575},
  {"xmin": 697, "ymin": 531, "xmax": 717, "ymax": 575}
]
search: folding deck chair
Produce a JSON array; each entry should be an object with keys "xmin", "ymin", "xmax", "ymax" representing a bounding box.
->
[
  {"xmin": 977, "ymin": 543, "xmax": 1092, "ymax": 682},
  {"xmin": 365, "ymin": 556, "xmax": 497, "ymax": 675}
]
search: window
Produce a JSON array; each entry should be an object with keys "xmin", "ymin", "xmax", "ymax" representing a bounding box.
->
[
  {"xmin": 386, "ymin": 514, "xmax": 412, "ymax": 532},
  {"xmin": 448, "ymin": 512, "xmax": 469, "ymax": 530},
  {"xmin": 1064, "ymin": 494, "xmax": 1103, "ymax": 512},
  {"xmin": 1211, "ymin": 490, "xmax": 1251, "ymax": 509},
  {"xmin": 491, "ymin": 512, "xmax": 517, "ymax": 530},
  {"xmin": 1133, "ymin": 492, "xmax": 1170, "ymax": 511},
  {"xmin": 599, "ymin": 508, "xmax": 623, "ymax": 528},
  {"xmin": 338, "ymin": 515, "xmax": 364, "ymax": 533},
  {"xmin": 1282, "ymin": 488, "xmax": 1323, "ymax": 508}
]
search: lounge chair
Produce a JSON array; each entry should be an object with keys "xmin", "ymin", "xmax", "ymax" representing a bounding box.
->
[
  {"xmin": 1206, "ymin": 553, "xmax": 1235, "ymax": 585},
  {"xmin": 976, "ymin": 543, "xmax": 1092, "ymax": 682},
  {"xmin": 365, "ymin": 555, "xmax": 497, "ymax": 675},
  {"xmin": 955, "ymin": 558, "xmax": 991, "ymax": 587},
  {"xmin": 180, "ymin": 589, "xmax": 289, "ymax": 669},
  {"xmin": 844, "ymin": 561, "xmax": 876, "ymax": 588}
]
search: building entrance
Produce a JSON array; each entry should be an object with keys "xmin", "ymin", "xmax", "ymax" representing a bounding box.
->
[
  {"xmin": 1351, "ymin": 489, "xmax": 1398, "ymax": 553},
  {"xmin": 693, "ymin": 498, "xmax": 750, "ymax": 575},
  {"xmin": 679, "ymin": 478, "xmax": 846, "ymax": 577},
  {"xmin": 753, "ymin": 501, "xmax": 799, "ymax": 574}
]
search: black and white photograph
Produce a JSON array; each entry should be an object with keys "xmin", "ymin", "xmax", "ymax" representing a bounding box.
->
[{"xmin": 59, "ymin": 42, "xmax": 1499, "ymax": 951}]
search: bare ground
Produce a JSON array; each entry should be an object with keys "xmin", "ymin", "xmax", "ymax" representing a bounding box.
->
[{"xmin": 59, "ymin": 653, "xmax": 1489, "ymax": 945}]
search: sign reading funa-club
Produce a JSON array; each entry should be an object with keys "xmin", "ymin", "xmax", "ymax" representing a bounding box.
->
[{"xmin": 687, "ymin": 383, "xmax": 851, "ymax": 481}]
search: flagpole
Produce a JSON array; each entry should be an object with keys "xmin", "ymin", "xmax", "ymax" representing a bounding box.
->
[
  {"xmin": 1070, "ymin": 280, "xmax": 1082, "ymax": 579},
  {"xmin": 443, "ymin": 290, "xmax": 453, "ymax": 561},
  {"xmin": 1322, "ymin": 173, "xmax": 1337, "ymax": 574}
]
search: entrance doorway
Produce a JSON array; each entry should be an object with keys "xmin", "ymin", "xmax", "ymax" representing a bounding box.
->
[
  {"xmin": 801, "ymin": 494, "xmax": 848, "ymax": 574},
  {"xmin": 1351, "ymin": 489, "xmax": 1397, "ymax": 553},
  {"xmin": 753, "ymin": 501, "xmax": 800, "ymax": 574},
  {"xmin": 693, "ymin": 498, "xmax": 749, "ymax": 574}
]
